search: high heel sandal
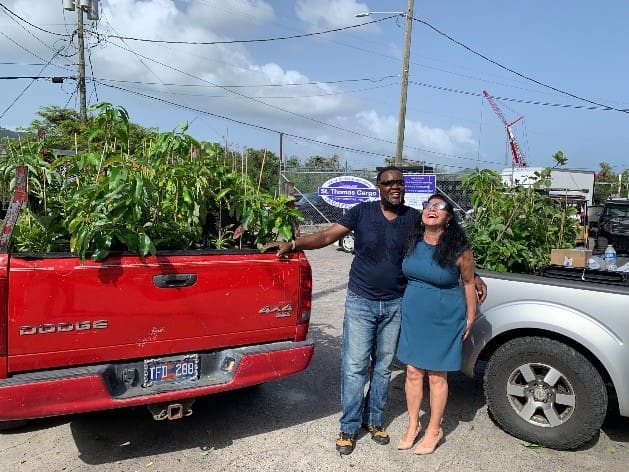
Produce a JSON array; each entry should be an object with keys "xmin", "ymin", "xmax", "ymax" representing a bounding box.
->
[
  {"xmin": 414, "ymin": 428, "xmax": 443, "ymax": 455},
  {"xmin": 397, "ymin": 425, "xmax": 421, "ymax": 450}
]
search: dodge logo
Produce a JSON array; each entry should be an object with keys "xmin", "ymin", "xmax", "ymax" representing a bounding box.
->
[{"xmin": 19, "ymin": 320, "xmax": 109, "ymax": 335}]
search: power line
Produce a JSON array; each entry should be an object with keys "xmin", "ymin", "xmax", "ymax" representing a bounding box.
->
[
  {"xmin": 0, "ymin": 47, "xmax": 63, "ymax": 119},
  {"xmin": 1, "ymin": 31, "xmax": 53, "ymax": 64},
  {"xmin": 0, "ymin": 2, "xmax": 71, "ymax": 37},
  {"xmin": 98, "ymin": 37, "xmax": 500, "ymax": 163},
  {"xmin": 0, "ymin": 76, "xmax": 72, "ymax": 80},
  {"xmin": 412, "ymin": 16, "xmax": 629, "ymax": 115},
  {"xmin": 408, "ymin": 80, "xmax": 625, "ymax": 111},
  {"xmin": 95, "ymin": 80, "xmax": 500, "ymax": 167},
  {"xmin": 86, "ymin": 75, "xmax": 399, "ymax": 89},
  {"xmin": 85, "ymin": 16, "xmax": 394, "ymax": 45},
  {"xmin": 95, "ymin": 77, "xmax": 396, "ymax": 99},
  {"xmin": 87, "ymin": 43, "xmax": 98, "ymax": 103},
  {"xmin": 101, "ymin": 38, "xmax": 409, "ymax": 149},
  {"xmin": 0, "ymin": 71, "xmax": 620, "ymax": 113}
]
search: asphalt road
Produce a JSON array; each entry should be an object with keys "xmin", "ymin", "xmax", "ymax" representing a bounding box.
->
[{"xmin": 1, "ymin": 246, "xmax": 628, "ymax": 471}]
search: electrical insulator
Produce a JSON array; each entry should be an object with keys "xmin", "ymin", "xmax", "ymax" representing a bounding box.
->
[{"xmin": 62, "ymin": 0, "xmax": 75, "ymax": 11}]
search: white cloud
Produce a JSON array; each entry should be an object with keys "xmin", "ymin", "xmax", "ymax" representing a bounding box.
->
[
  {"xmin": 83, "ymin": 0, "xmax": 349, "ymax": 118},
  {"xmin": 185, "ymin": 0, "xmax": 275, "ymax": 32},
  {"xmin": 0, "ymin": 0, "xmax": 480, "ymax": 170},
  {"xmin": 351, "ymin": 110, "xmax": 478, "ymax": 167},
  {"xmin": 295, "ymin": 0, "xmax": 371, "ymax": 30}
]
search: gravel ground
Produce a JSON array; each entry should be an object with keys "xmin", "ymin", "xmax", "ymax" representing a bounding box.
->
[{"xmin": 0, "ymin": 245, "xmax": 627, "ymax": 471}]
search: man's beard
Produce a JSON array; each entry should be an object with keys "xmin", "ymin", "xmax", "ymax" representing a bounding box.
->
[{"xmin": 381, "ymin": 196, "xmax": 404, "ymax": 210}]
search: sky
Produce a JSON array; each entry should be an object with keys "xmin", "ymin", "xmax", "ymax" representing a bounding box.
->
[{"xmin": 0, "ymin": 0, "xmax": 628, "ymax": 174}]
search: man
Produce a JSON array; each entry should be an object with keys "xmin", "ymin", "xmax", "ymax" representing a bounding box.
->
[{"xmin": 264, "ymin": 166, "xmax": 486, "ymax": 455}]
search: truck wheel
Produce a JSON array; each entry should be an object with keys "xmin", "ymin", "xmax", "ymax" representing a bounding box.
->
[
  {"xmin": 339, "ymin": 234, "xmax": 354, "ymax": 253},
  {"xmin": 484, "ymin": 336, "xmax": 607, "ymax": 450}
]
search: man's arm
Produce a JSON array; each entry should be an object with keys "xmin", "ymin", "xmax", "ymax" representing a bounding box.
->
[{"xmin": 262, "ymin": 223, "xmax": 351, "ymax": 257}]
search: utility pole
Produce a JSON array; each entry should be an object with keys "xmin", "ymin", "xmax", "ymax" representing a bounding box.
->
[
  {"xmin": 77, "ymin": 4, "xmax": 87, "ymax": 122},
  {"xmin": 63, "ymin": 1, "xmax": 100, "ymax": 122},
  {"xmin": 395, "ymin": 0, "xmax": 414, "ymax": 166},
  {"xmin": 279, "ymin": 132, "xmax": 284, "ymax": 195}
]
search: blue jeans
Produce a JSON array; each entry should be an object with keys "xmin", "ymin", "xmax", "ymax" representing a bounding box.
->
[{"xmin": 340, "ymin": 290, "xmax": 402, "ymax": 434}]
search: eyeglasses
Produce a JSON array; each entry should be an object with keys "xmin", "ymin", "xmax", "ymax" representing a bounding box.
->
[
  {"xmin": 422, "ymin": 201, "xmax": 448, "ymax": 210},
  {"xmin": 378, "ymin": 179, "xmax": 405, "ymax": 187}
]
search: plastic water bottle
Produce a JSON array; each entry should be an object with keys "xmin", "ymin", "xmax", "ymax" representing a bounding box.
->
[{"xmin": 604, "ymin": 244, "xmax": 617, "ymax": 271}]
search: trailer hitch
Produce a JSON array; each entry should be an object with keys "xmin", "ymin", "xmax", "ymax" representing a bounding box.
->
[{"xmin": 147, "ymin": 399, "xmax": 195, "ymax": 421}]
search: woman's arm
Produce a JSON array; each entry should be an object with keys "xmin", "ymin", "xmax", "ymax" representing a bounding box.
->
[{"xmin": 458, "ymin": 249, "xmax": 477, "ymax": 340}]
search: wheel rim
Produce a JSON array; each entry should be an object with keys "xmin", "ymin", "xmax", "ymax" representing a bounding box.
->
[
  {"xmin": 505, "ymin": 362, "xmax": 576, "ymax": 428},
  {"xmin": 341, "ymin": 235, "xmax": 354, "ymax": 252}
]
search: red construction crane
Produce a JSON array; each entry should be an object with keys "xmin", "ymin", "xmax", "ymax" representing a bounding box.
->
[{"xmin": 482, "ymin": 90, "xmax": 527, "ymax": 167}]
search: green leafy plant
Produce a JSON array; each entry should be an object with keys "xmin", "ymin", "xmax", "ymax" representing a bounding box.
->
[
  {"xmin": 463, "ymin": 168, "xmax": 578, "ymax": 273},
  {"xmin": 1, "ymin": 103, "xmax": 298, "ymax": 260}
]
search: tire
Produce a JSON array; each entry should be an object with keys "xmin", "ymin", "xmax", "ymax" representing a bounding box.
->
[
  {"xmin": 596, "ymin": 236, "xmax": 608, "ymax": 252},
  {"xmin": 484, "ymin": 336, "xmax": 607, "ymax": 450},
  {"xmin": 339, "ymin": 234, "xmax": 354, "ymax": 253}
]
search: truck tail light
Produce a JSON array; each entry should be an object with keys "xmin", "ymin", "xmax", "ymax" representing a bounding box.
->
[
  {"xmin": 298, "ymin": 260, "xmax": 312, "ymax": 325},
  {"xmin": 0, "ymin": 256, "xmax": 8, "ymax": 357}
]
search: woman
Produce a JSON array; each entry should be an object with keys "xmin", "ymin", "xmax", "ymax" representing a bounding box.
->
[{"xmin": 396, "ymin": 194, "xmax": 477, "ymax": 455}]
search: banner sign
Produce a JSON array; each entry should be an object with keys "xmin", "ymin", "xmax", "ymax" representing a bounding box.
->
[
  {"xmin": 318, "ymin": 176, "xmax": 378, "ymax": 209},
  {"xmin": 402, "ymin": 174, "xmax": 437, "ymax": 210}
]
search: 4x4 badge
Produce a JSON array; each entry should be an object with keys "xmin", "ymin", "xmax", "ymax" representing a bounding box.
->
[{"xmin": 259, "ymin": 304, "xmax": 292, "ymax": 318}]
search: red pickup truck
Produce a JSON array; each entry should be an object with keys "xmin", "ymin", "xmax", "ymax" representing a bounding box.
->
[{"xmin": 0, "ymin": 171, "xmax": 313, "ymax": 426}]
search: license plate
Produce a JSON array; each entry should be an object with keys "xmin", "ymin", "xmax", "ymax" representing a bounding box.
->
[{"xmin": 143, "ymin": 354, "xmax": 199, "ymax": 387}]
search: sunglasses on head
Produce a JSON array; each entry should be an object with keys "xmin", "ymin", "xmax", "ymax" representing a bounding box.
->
[
  {"xmin": 422, "ymin": 201, "xmax": 448, "ymax": 210},
  {"xmin": 378, "ymin": 179, "xmax": 405, "ymax": 187}
]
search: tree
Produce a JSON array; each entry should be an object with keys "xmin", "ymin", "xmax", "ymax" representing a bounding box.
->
[
  {"xmin": 552, "ymin": 150, "xmax": 568, "ymax": 167},
  {"xmin": 15, "ymin": 105, "xmax": 154, "ymax": 152},
  {"xmin": 594, "ymin": 161, "xmax": 617, "ymax": 203},
  {"xmin": 241, "ymin": 148, "xmax": 280, "ymax": 195},
  {"xmin": 303, "ymin": 154, "xmax": 343, "ymax": 171}
]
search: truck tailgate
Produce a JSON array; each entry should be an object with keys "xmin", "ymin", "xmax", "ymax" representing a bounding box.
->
[{"xmin": 7, "ymin": 251, "xmax": 307, "ymax": 373}]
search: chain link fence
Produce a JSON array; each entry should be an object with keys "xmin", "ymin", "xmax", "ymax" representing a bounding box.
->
[{"xmin": 280, "ymin": 167, "xmax": 473, "ymax": 232}]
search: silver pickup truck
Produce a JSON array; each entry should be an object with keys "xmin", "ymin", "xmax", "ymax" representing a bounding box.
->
[{"xmin": 462, "ymin": 267, "xmax": 629, "ymax": 449}]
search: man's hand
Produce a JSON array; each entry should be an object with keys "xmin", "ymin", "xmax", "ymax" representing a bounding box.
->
[
  {"xmin": 232, "ymin": 224, "xmax": 245, "ymax": 240},
  {"xmin": 473, "ymin": 275, "xmax": 487, "ymax": 303},
  {"xmin": 262, "ymin": 240, "xmax": 292, "ymax": 257}
]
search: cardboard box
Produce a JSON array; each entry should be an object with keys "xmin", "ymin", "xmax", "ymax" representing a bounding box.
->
[{"xmin": 550, "ymin": 249, "xmax": 592, "ymax": 268}]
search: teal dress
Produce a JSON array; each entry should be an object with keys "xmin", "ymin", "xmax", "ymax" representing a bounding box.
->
[{"xmin": 396, "ymin": 240, "xmax": 466, "ymax": 371}]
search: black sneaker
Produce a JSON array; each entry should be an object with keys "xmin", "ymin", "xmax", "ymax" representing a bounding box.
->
[
  {"xmin": 335, "ymin": 432, "xmax": 356, "ymax": 455},
  {"xmin": 362, "ymin": 423, "xmax": 390, "ymax": 445}
]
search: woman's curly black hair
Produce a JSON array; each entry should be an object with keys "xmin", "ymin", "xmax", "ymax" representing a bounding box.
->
[{"xmin": 405, "ymin": 193, "xmax": 469, "ymax": 267}]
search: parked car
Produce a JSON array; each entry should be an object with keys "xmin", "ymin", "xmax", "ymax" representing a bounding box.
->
[{"xmin": 595, "ymin": 199, "xmax": 629, "ymax": 253}]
